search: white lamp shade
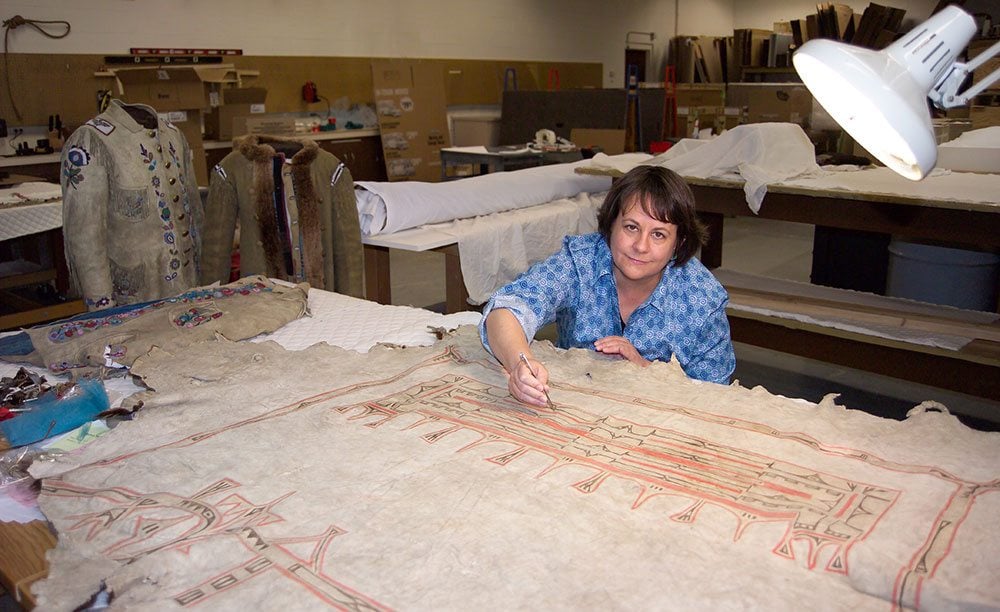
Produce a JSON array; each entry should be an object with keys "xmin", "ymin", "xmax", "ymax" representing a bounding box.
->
[{"xmin": 793, "ymin": 6, "xmax": 976, "ymax": 180}]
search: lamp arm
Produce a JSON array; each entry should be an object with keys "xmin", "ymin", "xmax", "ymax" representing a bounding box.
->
[
  {"xmin": 954, "ymin": 67, "xmax": 1000, "ymax": 104},
  {"xmin": 930, "ymin": 39, "xmax": 1000, "ymax": 108}
]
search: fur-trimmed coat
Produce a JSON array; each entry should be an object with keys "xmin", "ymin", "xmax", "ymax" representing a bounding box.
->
[
  {"xmin": 201, "ymin": 135, "xmax": 363, "ymax": 297},
  {"xmin": 59, "ymin": 99, "xmax": 203, "ymax": 310}
]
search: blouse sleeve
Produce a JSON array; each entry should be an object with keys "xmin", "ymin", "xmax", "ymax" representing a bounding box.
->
[
  {"xmin": 680, "ymin": 296, "xmax": 736, "ymax": 384},
  {"xmin": 478, "ymin": 238, "xmax": 579, "ymax": 356}
]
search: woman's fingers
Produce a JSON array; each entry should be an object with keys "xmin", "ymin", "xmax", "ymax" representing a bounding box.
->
[
  {"xmin": 509, "ymin": 376, "xmax": 548, "ymax": 406},
  {"xmin": 594, "ymin": 336, "xmax": 647, "ymax": 366},
  {"xmin": 594, "ymin": 336, "xmax": 628, "ymax": 354}
]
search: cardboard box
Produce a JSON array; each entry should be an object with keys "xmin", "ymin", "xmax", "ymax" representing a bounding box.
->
[
  {"xmin": 116, "ymin": 67, "xmax": 207, "ymax": 112},
  {"xmin": 970, "ymin": 105, "xmax": 1000, "ymax": 129},
  {"xmin": 204, "ymin": 87, "xmax": 268, "ymax": 140},
  {"xmin": 728, "ymin": 83, "xmax": 812, "ymax": 127},
  {"xmin": 371, "ymin": 59, "xmax": 451, "ymax": 182},
  {"xmin": 724, "ymin": 84, "xmax": 754, "ymax": 111},
  {"xmin": 117, "ymin": 64, "xmax": 257, "ymax": 112},
  {"xmin": 931, "ymin": 118, "xmax": 973, "ymax": 143},
  {"xmin": 732, "ymin": 28, "xmax": 772, "ymax": 79},
  {"xmin": 722, "ymin": 107, "xmax": 742, "ymax": 130},
  {"xmin": 677, "ymin": 106, "xmax": 727, "ymax": 137},
  {"xmin": 244, "ymin": 115, "xmax": 297, "ymax": 135},
  {"xmin": 936, "ymin": 144, "xmax": 1000, "ymax": 174},
  {"xmin": 570, "ymin": 128, "xmax": 626, "ymax": 155},
  {"xmin": 450, "ymin": 110, "xmax": 501, "ymax": 147},
  {"xmin": 114, "ymin": 65, "xmax": 261, "ymax": 185},
  {"xmin": 673, "ymin": 36, "xmax": 726, "ymax": 84},
  {"xmin": 675, "ymin": 84, "xmax": 725, "ymax": 108},
  {"xmin": 194, "ymin": 65, "xmax": 245, "ymax": 107}
]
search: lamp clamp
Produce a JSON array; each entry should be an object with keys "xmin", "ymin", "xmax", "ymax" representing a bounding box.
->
[{"xmin": 932, "ymin": 38, "xmax": 1000, "ymax": 108}]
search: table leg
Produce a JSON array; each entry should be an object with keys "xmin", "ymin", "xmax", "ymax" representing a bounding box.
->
[
  {"xmin": 441, "ymin": 244, "xmax": 470, "ymax": 314},
  {"xmin": 363, "ymin": 244, "xmax": 392, "ymax": 305},
  {"xmin": 0, "ymin": 518, "xmax": 56, "ymax": 610},
  {"xmin": 51, "ymin": 229, "xmax": 71, "ymax": 295},
  {"xmin": 699, "ymin": 212, "xmax": 724, "ymax": 269}
]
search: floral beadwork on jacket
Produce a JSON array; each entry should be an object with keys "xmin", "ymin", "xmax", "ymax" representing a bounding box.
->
[
  {"xmin": 145, "ymin": 140, "xmax": 184, "ymax": 282},
  {"xmin": 59, "ymin": 100, "xmax": 204, "ymax": 310},
  {"xmin": 47, "ymin": 280, "xmax": 270, "ymax": 343},
  {"xmin": 85, "ymin": 296, "xmax": 113, "ymax": 309},
  {"xmin": 63, "ymin": 145, "xmax": 91, "ymax": 190},
  {"xmin": 49, "ymin": 361, "xmax": 91, "ymax": 373},
  {"xmin": 168, "ymin": 141, "xmax": 180, "ymax": 168},
  {"xmin": 140, "ymin": 143, "xmax": 156, "ymax": 170},
  {"xmin": 173, "ymin": 306, "xmax": 223, "ymax": 328}
]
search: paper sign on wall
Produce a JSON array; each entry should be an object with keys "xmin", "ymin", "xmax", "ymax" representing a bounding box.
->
[{"xmin": 371, "ymin": 59, "xmax": 451, "ymax": 182}]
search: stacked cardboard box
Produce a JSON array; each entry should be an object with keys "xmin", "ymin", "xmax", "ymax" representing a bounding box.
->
[
  {"xmin": 971, "ymin": 106, "xmax": 1000, "ymax": 129},
  {"xmin": 674, "ymin": 84, "xmax": 736, "ymax": 136},
  {"xmin": 675, "ymin": 84, "xmax": 725, "ymax": 108},
  {"xmin": 243, "ymin": 115, "xmax": 297, "ymax": 135},
  {"xmin": 204, "ymin": 87, "xmax": 268, "ymax": 141},
  {"xmin": 371, "ymin": 59, "xmax": 450, "ymax": 182},
  {"xmin": 672, "ymin": 36, "xmax": 727, "ymax": 83},
  {"xmin": 727, "ymin": 83, "xmax": 813, "ymax": 127},
  {"xmin": 115, "ymin": 65, "xmax": 266, "ymax": 184},
  {"xmin": 851, "ymin": 3, "xmax": 906, "ymax": 49},
  {"xmin": 115, "ymin": 67, "xmax": 209, "ymax": 185},
  {"xmin": 731, "ymin": 29, "xmax": 771, "ymax": 81},
  {"xmin": 734, "ymin": 2, "xmax": 907, "ymax": 83}
]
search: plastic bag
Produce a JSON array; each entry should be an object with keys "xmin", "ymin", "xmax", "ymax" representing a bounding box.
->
[{"xmin": 0, "ymin": 378, "xmax": 109, "ymax": 447}]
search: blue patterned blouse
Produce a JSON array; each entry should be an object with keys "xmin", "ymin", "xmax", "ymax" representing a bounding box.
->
[{"xmin": 479, "ymin": 233, "xmax": 736, "ymax": 384}]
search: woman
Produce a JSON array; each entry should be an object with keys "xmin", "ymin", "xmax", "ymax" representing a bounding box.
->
[{"xmin": 479, "ymin": 165, "xmax": 735, "ymax": 407}]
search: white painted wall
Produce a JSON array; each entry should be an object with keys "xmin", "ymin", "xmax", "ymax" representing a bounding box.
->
[
  {"xmin": 2, "ymin": 0, "xmax": 735, "ymax": 88},
  {"xmin": 4, "ymin": 1, "xmax": 966, "ymax": 88},
  {"xmin": 5, "ymin": 0, "xmax": 708, "ymax": 87}
]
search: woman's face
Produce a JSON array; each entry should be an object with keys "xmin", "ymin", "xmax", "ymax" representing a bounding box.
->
[{"xmin": 609, "ymin": 196, "xmax": 679, "ymax": 288}]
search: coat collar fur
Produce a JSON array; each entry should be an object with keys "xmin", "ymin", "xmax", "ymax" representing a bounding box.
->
[{"xmin": 232, "ymin": 135, "xmax": 325, "ymax": 288}]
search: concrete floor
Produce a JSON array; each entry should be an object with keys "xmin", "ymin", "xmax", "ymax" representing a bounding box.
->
[{"xmin": 385, "ymin": 216, "xmax": 1000, "ymax": 431}]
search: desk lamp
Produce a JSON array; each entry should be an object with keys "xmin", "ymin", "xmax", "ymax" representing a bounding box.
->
[{"xmin": 792, "ymin": 5, "xmax": 1000, "ymax": 180}]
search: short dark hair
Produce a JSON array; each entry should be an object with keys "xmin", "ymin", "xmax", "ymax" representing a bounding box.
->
[{"xmin": 596, "ymin": 165, "xmax": 707, "ymax": 267}]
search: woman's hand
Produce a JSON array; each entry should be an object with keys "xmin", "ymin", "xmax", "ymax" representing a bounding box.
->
[
  {"xmin": 594, "ymin": 336, "xmax": 650, "ymax": 367},
  {"xmin": 505, "ymin": 355, "xmax": 551, "ymax": 407}
]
